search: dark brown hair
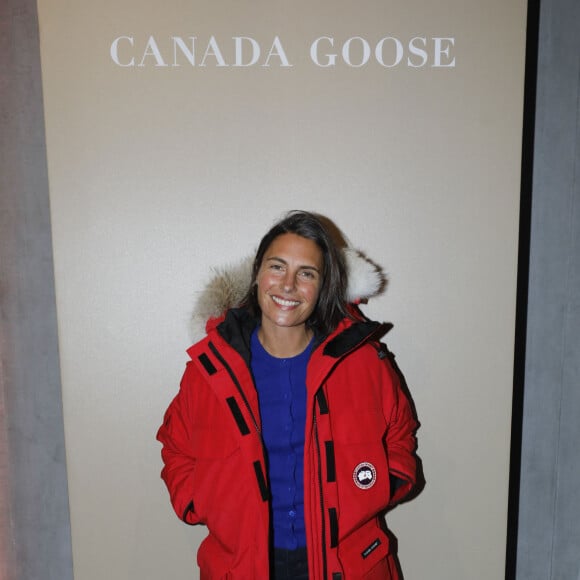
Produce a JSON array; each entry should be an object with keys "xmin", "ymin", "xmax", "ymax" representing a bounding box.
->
[{"xmin": 242, "ymin": 210, "xmax": 350, "ymax": 336}]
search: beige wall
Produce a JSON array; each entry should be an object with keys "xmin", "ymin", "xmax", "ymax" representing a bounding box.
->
[{"xmin": 37, "ymin": 1, "xmax": 527, "ymax": 578}]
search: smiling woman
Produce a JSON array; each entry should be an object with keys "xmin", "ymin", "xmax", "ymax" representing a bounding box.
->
[
  {"xmin": 255, "ymin": 233, "xmax": 323, "ymax": 357},
  {"xmin": 157, "ymin": 210, "xmax": 420, "ymax": 579}
]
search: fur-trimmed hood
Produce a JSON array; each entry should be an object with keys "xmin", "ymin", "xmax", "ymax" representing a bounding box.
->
[{"xmin": 190, "ymin": 247, "xmax": 386, "ymax": 341}]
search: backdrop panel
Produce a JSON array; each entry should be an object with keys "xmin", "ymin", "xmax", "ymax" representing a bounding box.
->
[{"xmin": 38, "ymin": 1, "xmax": 527, "ymax": 578}]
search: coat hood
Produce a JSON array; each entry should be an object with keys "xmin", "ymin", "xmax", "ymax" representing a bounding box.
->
[{"xmin": 190, "ymin": 247, "xmax": 386, "ymax": 341}]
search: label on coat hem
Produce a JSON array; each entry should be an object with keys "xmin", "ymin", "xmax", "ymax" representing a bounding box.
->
[{"xmin": 361, "ymin": 538, "xmax": 381, "ymax": 559}]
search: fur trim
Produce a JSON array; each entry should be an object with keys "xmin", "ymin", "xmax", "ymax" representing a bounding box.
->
[
  {"xmin": 190, "ymin": 257, "xmax": 253, "ymax": 339},
  {"xmin": 343, "ymin": 247, "xmax": 386, "ymax": 303},
  {"xmin": 190, "ymin": 248, "xmax": 386, "ymax": 340}
]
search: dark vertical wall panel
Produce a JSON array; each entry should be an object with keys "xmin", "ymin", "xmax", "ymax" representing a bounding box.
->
[
  {"xmin": 0, "ymin": 2, "xmax": 74, "ymax": 579},
  {"xmin": 517, "ymin": 0, "xmax": 580, "ymax": 577}
]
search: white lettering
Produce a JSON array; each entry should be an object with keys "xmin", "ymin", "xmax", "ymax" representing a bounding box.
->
[
  {"xmin": 110, "ymin": 36, "xmax": 134, "ymax": 67},
  {"xmin": 233, "ymin": 36, "xmax": 260, "ymax": 67},
  {"xmin": 310, "ymin": 37, "xmax": 336, "ymax": 67},
  {"xmin": 433, "ymin": 37, "xmax": 456, "ymax": 67},
  {"xmin": 262, "ymin": 36, "xmax": 292, "ymax": 67},
  {"xmin": 407, "ymin": 36, "xmax": 428, "ymax": 68},
  {"xmin": 172, "ymin": 37, "xmax": 196, "ymax": 66},
  {"xmin": 199, "ymin": 36, "xmax": 228, "ymax": 67},
  {"xmin": 109, "ymin": 34, "xmax": 456, "ymax": 70},
  {"xmin": 138, "ymin": 36, "xmax": 167, "ymax": 67},
  {"xmin": 375, "ymin": 37, "xmax": 403, "ymax": 68},
  {"xmin": 342, "ymin": 37, "xmax": 371, "ymax": 68},
  {"xmin": 310, "ymin": 35, "xmax": 455, "ymax": 69}
]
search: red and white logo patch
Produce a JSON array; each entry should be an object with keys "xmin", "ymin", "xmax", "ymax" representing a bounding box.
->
[{"xmin": 353, "ymin": 462, "xmax": 377, "ymax": 490}]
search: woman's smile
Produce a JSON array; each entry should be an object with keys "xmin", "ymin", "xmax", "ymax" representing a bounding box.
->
[{"xmin": 270, "ymin": 295, "xmax": 301, "ymax": 308}]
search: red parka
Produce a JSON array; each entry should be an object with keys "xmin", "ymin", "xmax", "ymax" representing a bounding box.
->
[{"xmin": 157, "ymin": 307, "xmax": 418, "ymax": 579}]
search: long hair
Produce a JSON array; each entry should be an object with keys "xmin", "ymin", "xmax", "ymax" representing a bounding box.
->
[{"xmin": 242, "ymin": 211, "xmax": 350, "ymax": 336}]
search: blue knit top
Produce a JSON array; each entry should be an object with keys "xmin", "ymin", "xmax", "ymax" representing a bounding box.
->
[{"xmin": 250, "ymin": 328, "xmax": 313, "ymax": 550}]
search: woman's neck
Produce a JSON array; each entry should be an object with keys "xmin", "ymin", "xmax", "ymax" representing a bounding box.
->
[{"xmin": 257, "ymin": 323, "xmax": 313, "ymax": 358}]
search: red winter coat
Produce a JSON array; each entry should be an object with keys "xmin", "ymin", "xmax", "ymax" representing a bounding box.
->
[{"xmin": 157, "ymin": 307, "xmax": 418, "ymax": 579}]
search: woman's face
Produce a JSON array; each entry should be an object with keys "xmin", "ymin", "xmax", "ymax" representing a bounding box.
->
[{"xmin": 256, "ymin": 233, "xmax": 323, "ymax": 333}]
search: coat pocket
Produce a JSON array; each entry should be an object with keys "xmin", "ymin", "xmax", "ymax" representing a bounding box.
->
[
  {"xmin": 188, "ymin": 427, "xmax": 241, "ymax": 525},
  {"xmin": 331, "ymin": 411, "xmax": 391, "ymax": 534},
  {"xmin": 190, "ymin": 425, "xmax": 240, "ymax": 459},
  {"xmin": 198, "ymin": 534, "xmax": 233, "ymax": 580},
  {"xmin": 336, "ymin": 520, "xmax": 392, "ymax": 579}
]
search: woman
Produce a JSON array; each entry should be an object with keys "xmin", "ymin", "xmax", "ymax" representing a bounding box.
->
[{"xmin": 157, "ymin": 211, "xmax": 418, "ymax": 579}]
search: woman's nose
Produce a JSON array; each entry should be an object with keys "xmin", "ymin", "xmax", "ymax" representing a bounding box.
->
[{"xmin": 282, "ymin": 271, "xmax": 295, "ymax": 292}]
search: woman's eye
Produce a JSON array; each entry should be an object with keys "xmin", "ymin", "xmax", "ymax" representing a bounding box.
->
[{"xmin": 300, "ymin": 270, "xmax": 315, "ymax": 279}]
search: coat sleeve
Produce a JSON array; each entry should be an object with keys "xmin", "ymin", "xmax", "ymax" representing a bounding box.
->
[
  {"xmin": 382, "ymin": 356, "xmax": 418, "ymax": 507},
  {"xmin": 156, "ymin": 363, "xmax": 201, "ymax": 525}
]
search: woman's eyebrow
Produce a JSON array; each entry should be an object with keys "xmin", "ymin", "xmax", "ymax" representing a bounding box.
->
[
  {"xmin": 264, "ymin": 256, "xmax": 287, "ymax": 265},
  {"xmin": 265, "ymin": 257, "xmax": 320, "ymax": 272}
]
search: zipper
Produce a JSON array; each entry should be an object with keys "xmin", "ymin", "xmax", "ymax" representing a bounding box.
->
[
  {"xmin": 208, "ymin": 340, "xmax": 272, "ymax": 576},
  {"xmin": 314, "ymin": 410, "xmax": 329, "ymax": 579},
  {"xmin": 309, "ymin": 323, "xmax": 381, "ymax": 579},
  {"xmin": 208, "ymin": 341, "xmax": 261, "ymax": 436},
  {"xmin": 208, "ymin": 341, "xmax": 269, "ymax": 487}
]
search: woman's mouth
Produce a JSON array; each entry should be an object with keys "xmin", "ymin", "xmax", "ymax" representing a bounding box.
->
[{"xmin": 271, "ymin": 295, "xmax": 300, "ymax": 308}]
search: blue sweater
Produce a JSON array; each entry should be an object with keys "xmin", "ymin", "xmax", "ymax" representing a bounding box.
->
[{"xmin": 250, "ymin": 329, "xmax": 312, "ymax": 550}]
